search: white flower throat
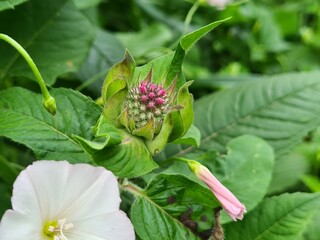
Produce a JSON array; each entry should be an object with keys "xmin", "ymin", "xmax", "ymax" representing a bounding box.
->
[{"xmin": 44, "ymin": 218, "xmax": 73, "ymax": 240}]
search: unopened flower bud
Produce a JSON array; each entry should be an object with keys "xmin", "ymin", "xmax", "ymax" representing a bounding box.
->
[{"xmin": 188, "ymin": 160, "xmax": 246, "ymax": 221}]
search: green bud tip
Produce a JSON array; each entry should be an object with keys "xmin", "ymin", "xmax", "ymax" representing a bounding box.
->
[
  {"xmin": 43, "ymin": 96, "xmax": 57, "ymax": 115},
  {"xmin": 187, "ymin": 160, "xmax": 202, "ymax": 175}
]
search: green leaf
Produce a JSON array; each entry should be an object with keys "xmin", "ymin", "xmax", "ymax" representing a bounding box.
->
[
  {"xmin": 77, "ymin": 129, "xmax": 158, "ymax": 178},
  {"xmin": 0, "ymin": 0, "xmax": 28, "ymax": 11},
  {"xmin": 180, "ymin": 18, "xmax": 231, "ymax": 52},
  {"xmin": 146, "ymin": 112, "xmax": 173, "ymax": 155},
  {"xmin": 166, "ymin": 18, "xmax": 230, "ymax": 84},
  {"xmin": 101, "ymin": 50, "xmax": 134, "ymax": 103},
  {"xmin": 102, "ymin": 88, "xmax": 128, "ymax": 126},
  {"xmin": 164, "ymin": 72, "xmax": 320, "ymax": 193},
  {"xmin": 131, "ymin": 174, "xmax": 220, "ymax": 239},
  {"xmin": 0, "ymin": 87, "xmax": 101, "ymax": 163},
  {"xmin": 224, "ymin": 193, "xmax": 320, "ymax": 240},
  {"xmin": 74, "ymin": 117, "xmax": 158, "ymax": 178},
  {"xmin": 76, "ymin": 28, "xmax": 125, "ymax": 95},
  {"xmin": 0, "ymin": 0, "xmax": 94, "ymax": 85},
  {"xmin": 172, "ymin": 124, "xmax": 201, "ymax": 147},
  {"xmin": 169, "ymin": 81, "xmax": 194, "ymax": 142},
  {"xmin": 133, "ymin": 52, "xmax": 175, "ymax": 87},
  {"xmin": 303, "ymin": 209, "xmax": 320, "ymax": 240},
  {"xmin": 132, "ymin": 19, "xmax": 230, "ymax": 90}
]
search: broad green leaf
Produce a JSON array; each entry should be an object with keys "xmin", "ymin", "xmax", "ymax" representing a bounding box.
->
[
  {"xmin": 76, "ymin": 28, "xmax": 125, "ymax": 95},
  {"xmin": 303, "ymin": 209, "xmax": 320, "ymax": 240},
  {"xmin": 131, "ymin": 174, "xmax": 220, "ymax": 239},
  {"xmin": 163, "ymin": 72, "xmax": 320, "ymax": 193},
  {"xmin": 74, "ymin": 126, "xmax": 158, "ymax": 178},
  {"xmin": 0, "ymin": 87, "xmax": 101, "ymax": 163},
  {"xmin": 0, "ymin": 0, "xmax": 27, "ymax": 11},
  {"xmin": 224, "ymin": 192, "xmax": 320, "ymax": 240},
  {"xmin": 0, "ymin": 0, "xmax": 94, "ymax": 85},
  {"xmin": 159, "ymin": 135, "xmax": 274, "ymax": 221}
]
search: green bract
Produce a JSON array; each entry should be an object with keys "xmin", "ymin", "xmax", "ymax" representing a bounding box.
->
[{"xmin": 101, "ymin": 50, "xmax": 194, "ymax": 155}]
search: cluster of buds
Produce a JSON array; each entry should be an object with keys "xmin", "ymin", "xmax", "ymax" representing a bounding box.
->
[
  {"xmin": 101, "ymin": 51, "xmax": 193, "ymax": 155},
  {"xmin": 125, "ymin": 79, "xmax": 171, "ymax": 130}
]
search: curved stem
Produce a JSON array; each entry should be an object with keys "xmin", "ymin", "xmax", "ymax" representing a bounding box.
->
[
  {"xmin": 0, "ymin": 33, "xmax": 56, "ymax": 115},
  {"xmin": 183, "ymin": 1, "xmax": 200, "ymax": 34},
  {"xmin": 169, "ymin": 1, "xmax": 200, "ymax": 49}
]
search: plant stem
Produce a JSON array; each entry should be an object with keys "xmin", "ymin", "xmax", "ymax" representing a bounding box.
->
[
  {"xmin": 120, "ymin": 179, "xmax": 145, "ymax": 197},
  {"xmin": 184, "ymin": 1, "xmax": 200, "ymax": 34},
  {"xmin": 0, "ymin": 33, "xmax": 56, "ymax": 115}
]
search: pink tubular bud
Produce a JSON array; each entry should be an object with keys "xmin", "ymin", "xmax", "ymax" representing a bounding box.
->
[
  {"xmin": 140, "ymin": 95, "xmax": 148, "ymax": 102},
  {"xmin": 139, "ymin": 85, "xmax": 147, "ymax": 94},
  {"xmin": 188, "ymin": 161, "xmax": 246, "ymax": 221},
  {"xmin": 158, "ymin": 89, "xmax": 166, "ymax": 97},
  {"xmin": 149, "ymin": 83, "xmax": 156, "ymax": 91},
  {"xmin": 155, "ymin": 97, "xmax": 165, "ymax": 105},
  {"xmin": 148, "ymin": 92, "xmax": 155, "ymax": 99},
  {"xmin": 147, "ymin": 101, "xmax": 155, "ymax": 109}
]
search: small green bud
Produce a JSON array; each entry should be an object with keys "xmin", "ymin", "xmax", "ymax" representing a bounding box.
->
[{"xmin": 42, "ymin": 96, "xmax": 57, "ymax": 115}]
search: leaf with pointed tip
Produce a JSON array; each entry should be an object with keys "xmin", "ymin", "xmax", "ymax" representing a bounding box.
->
[
  {"xmin": 166, "ymin": 18, "xmax": 231, "ymax": 84},
  {"xmin": 101, "ymin": 50, "xmax": 135, "ymax": 103}
]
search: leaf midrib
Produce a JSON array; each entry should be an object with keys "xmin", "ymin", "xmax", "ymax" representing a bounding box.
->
[
  {"xmin": 254, "ymin": 195, "xmax": 320, "ymax": 240},
  {"xmin": 0, "ymin": 108, "xmax": 82, "ymax": 150}
]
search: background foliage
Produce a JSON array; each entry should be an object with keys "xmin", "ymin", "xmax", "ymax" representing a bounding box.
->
[{"xmin": 1, "ymin": 0, "xmax": 320, "ymax": 239}]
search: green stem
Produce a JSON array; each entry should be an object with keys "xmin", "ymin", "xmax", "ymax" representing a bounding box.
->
[
  {"xmin": 183, "ymin": 1, "xmax": 200, "ymax": 34},
  {"xmin": 169, "ymin": 1, "xmax": 200, "ymax": 49},
  {"xmin": 120, "ymin": 179, "xmax": 145, "ymax": 197},
  {"xmin": 0, "ymin": 33, "xmax": 56, "ymax": 115}
]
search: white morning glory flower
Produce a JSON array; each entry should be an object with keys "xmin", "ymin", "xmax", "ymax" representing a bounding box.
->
[{"xmin": 0, "ymin": 160, "xmax": 135, "ymax": 240}]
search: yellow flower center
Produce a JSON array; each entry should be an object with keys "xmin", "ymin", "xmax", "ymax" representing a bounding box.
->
[{"xmin": 43, "ymin": 218, "xmax": 73, "ymax": 240}]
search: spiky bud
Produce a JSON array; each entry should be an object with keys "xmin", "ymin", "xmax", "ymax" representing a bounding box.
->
[{"xmin": 126, "ymin": 81, "xmax": 169, "ymax": 129}]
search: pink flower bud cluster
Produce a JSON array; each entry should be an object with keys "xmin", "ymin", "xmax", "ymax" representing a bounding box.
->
[{"xmin": 126, "ymin": 81, "xmax": 169, "ymax": 128}]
